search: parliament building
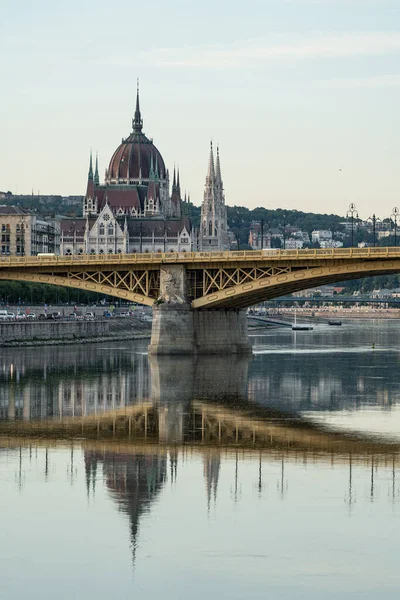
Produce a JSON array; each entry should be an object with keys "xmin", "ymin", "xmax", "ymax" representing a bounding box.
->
[{"xmin": 60, "ymin": 87, "xmax": 228, "ymax": 255}]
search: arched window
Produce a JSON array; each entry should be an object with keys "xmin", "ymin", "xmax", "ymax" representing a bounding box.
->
[
  {"xmin": 108, "ymin": 224, "xmax": 113, "ymax": 235},
  {"xmin": 209, "ymin": 221, "xmax": 212, "ymax": 236},
  {"xmin": 108, "ymin": 249, "xmax": 113, "ymax": 254},
  {"xmin": 78, "ymin": 248, "xmax": 83, "ymax": 255},
  {"xmin": 99, "ymin": 249, "xmax": 104, "ymax": 254},
  {"xmin": 117, "ymin": 249, "xmax": 122, "ymax": 254},
  {"xmin": 99, "ymin": 224, "xmax": 105, "ymax": 235},
  {"xmin": 90, "ymin": 249, "xmax": 95, "ymax": 254},
  {"xmin": 65, "ymin": 249, "xmax": 72, "ymax": 255}
]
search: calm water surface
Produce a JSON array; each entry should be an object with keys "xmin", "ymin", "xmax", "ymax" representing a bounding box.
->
[{"xmin": 1, "ymin": 320, "xmax": 400, "ymax": 599}]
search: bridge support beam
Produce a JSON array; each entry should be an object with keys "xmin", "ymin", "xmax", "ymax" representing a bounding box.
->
[
  {"xmin": 148, "ymin": 264, "xmax": 251, "ymax": 355},
  {"xmin": 148, "ymin": 304, "xmax": 251, "ymax": 355}
]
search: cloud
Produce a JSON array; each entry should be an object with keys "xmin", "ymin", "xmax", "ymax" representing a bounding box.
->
[
  {"xmin": 138, "ymin": 32, "xmax": 400, "ymax": 69},
  {"xmin": 322, "ymin": 73, "xmax": 400, "ymax": 88}
]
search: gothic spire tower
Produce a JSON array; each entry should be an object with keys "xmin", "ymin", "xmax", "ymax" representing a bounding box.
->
[{"xmin": 199, "ymin": 142, "xmax": 229, "ymax": 251}]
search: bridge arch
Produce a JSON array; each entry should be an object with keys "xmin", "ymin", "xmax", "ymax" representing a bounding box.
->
[
  {"xmin": 191, "ymin": 260, "xmax": 400, "ymax": 309},
  {"xmin": 0, "ymin": 272, "xmax": 156, "ymax": 307}
]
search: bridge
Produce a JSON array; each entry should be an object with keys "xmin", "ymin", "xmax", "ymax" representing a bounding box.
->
[
  {"xmin": 270, "ymin": 295, "xmax": 400, "ymax": 305},
  {"xmin": 1, "ymin": 247, "xmax": 400, "ymax": 353}
]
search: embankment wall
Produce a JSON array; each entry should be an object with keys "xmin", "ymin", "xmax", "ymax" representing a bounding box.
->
[{"xmin": 0, "ymin": 320, "xmax": 109, "ymax": 344}]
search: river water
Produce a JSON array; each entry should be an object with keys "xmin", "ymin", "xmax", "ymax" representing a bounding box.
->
[{"xmin": 1, "ymin": 320, "xmax": 400, "ymax": 599}]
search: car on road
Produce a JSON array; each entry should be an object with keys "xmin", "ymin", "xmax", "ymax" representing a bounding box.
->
[
  {"xmin": 0, "ymin": 310, "xmax": 14, "ymax": 321},
  {"xmin": 26, "ymin": 313, "xmax": 36, "ymax": 320},
  {"xmin": 85, "ymin": 312, "xmax": 95, "ymax": 320},
  {"xmin": 47, "ymin": 312, "xmax": 61, "ymax": 320}
]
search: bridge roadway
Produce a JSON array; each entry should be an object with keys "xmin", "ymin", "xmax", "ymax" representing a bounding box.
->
[{"xmin": 2, "ymin": 247, "xmax": 400, "ymax": 353}]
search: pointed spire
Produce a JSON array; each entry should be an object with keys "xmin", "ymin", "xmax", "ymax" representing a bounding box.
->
[
  {"xmin": 94, "ymin": 152, "xmax": 99, "ymax": 185},
  {"xmin": 176, "ymin": 167, "xmax": 180, "ymax": 191},
  {"xmin": 155, "ymin": 154, "xmax": 159, "ymax": 179},
  {"xmin": 172, "ymin": 166, "xmax": 176, "ymax": 190},
  {"xmin": 206, "ymin": 141, "xmax": 215, "ymax": 184},
  {"xmin": 88, "ymin": 150, "xmax": 93, "ymax": 181},
  {"xmin": 149, "ymin": 153, "xmax": 155, "ymax": 180},
  {"xmin": 215, "ymin": 145, "xmax": 222, "ymax": 185},
  {"xmin": 132, "ymin": 78, "xmax": 143, "ymax": 133}
]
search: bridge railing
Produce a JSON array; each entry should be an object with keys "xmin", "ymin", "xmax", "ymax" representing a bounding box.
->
[{"xmin": 1, "ymin": 246, "xmax": 400, "ymax": 267}]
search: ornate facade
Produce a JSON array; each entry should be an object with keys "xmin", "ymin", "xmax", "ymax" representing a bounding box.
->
[
  {"xmin": 60, "ymin": 88, "xmax": 193, "ymax": 255},
  {"xmin": 199, "ymin": 142, "xmax": 229, "ymax": 251}
]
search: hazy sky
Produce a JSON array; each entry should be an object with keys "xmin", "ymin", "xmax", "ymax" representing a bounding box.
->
[{"xmin": 1, "ymin": 0, "xmax": 400, "ymax": 218}]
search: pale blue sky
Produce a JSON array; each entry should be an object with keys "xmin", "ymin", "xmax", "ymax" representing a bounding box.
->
[{"xmin": 1, "ymin": 0, "xmax": 400, "ymax": 217}]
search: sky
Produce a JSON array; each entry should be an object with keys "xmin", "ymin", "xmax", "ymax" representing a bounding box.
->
[{"xmin": 1, "ymin": 0, "xmax": 400, "ymax": 218}]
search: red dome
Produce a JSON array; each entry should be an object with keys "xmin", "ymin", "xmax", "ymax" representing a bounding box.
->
[
  {"xmin": 107, "ymin": 132, "xmax": 166, "ymax": 182},
  {"xmin": 106, "ymin": 90, "xmax": 166, "ymax": 183}
]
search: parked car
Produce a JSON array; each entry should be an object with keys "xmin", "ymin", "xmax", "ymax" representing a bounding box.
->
[
  {"xmin": 38, "ymin": 313, "xmax": 48, "ymax": 321},
  {"xmin": 15, "ymin": 313, "xmax": 26, "ymax": 320},
  {"xmin": 26, "ymin": 313, "xmax": 36, "ymax": 320},
  {"xmin": 85, "ymin": 312, "xmax": 95, "ymax": 320},
  {"xmin": 0, "ymin": 310, "xmax": 14, "ymax": 321},
  {"xmin": 47, "ymin": 312, "xmax": 61, "ymax": 320},
  {"xmin": 103, "ymin": 310, "xmax": 113, "ymax": 318}
]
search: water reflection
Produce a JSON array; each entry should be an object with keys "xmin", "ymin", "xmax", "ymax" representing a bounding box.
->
[
  {"xmin": 1, "ymin": 324, "xmax": 400, "ymax": 451},
  {"xmin": 2, "ymin": 324, "xmax": 400, "ymax": 598}
]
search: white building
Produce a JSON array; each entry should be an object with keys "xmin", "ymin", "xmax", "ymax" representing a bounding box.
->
[{"xmin": 312, "ymin": 230, "xmax": 333, "ymax": 243}]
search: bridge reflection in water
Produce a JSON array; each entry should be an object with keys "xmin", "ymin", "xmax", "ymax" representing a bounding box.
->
[{"xmin": 0, "ymin": 345, "xmax": 399, "ymax": 455}]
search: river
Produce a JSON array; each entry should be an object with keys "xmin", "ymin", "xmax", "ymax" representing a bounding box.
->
[{"xmin": 0, "ymin": 319, "xmax": 400, "ymax": 599}]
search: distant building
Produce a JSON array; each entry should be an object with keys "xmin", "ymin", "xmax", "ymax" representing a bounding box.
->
[
  {"xmin": 312, "ymin": 230, "xmax": 333, "ymax": 243},
  {"xmin": 198, "ymin": 143, "xmax": 229, "ymax": 251},
  {"xmin": 285, "ymin": 238, "xmax": 304, "ymax": 250},
  {"xmin": 60, "ymin": 87, "xmax": 194, "ymax": 255},
  {"xmin": 248, "ymin": 222, "xmax": 271, "ymax": 249},
  {"xmin": 319, "ymin": 239, "xmax": 343, "ymax": 249},
  {"xmin": 0, "ymin": 206, "xmax": 60, "ymax": 256}
]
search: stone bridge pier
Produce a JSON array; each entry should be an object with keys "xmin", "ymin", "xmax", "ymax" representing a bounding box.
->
[{"xmin": 148, "ymin": 265, "xmax": 251, "ymax": 355}]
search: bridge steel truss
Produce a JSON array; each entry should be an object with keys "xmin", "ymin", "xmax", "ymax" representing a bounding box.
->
[{"xmin": 2, "ymin": 247, "xmax": 400, "ymax": 309}]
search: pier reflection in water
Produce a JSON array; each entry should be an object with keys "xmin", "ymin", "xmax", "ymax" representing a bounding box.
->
[{"xmin": 1, "ymin": 322, "xmax": 400, "ymax": 598}]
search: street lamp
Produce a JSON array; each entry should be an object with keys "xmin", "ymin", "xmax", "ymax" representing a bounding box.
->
[
  {"xmin": 367, "ymin": 214, "xmax": 381, "ymax": 248},
  {"xmin": 260, "ymin": 218, "xmax": 264, "ymax": 250},
  {"xmin": 18, "ymin": 215, "xmax": 26, "ymax": 256},
  {"xmin": 282, "ymin": 212, "xmax": 287, "ymax": 250},
  {"xmin": 346, "ymin": 203, "xmax": 358, "ymax": 248},
  {"xmin": 236, "ymin": 220, "xmax": 241, "ymax": 251},
  {"xmin": 391, "ymin": 207, "xmax": 399, "ymax": 247}
]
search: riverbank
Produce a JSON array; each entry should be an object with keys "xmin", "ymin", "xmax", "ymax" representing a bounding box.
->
[
  {"xmin": 270, "ymin": 307, "xmax": 400, "ymax": 321},
  {"xmin": 0, "ymin": 317, "xmax": 151, "ymax": 347}
]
